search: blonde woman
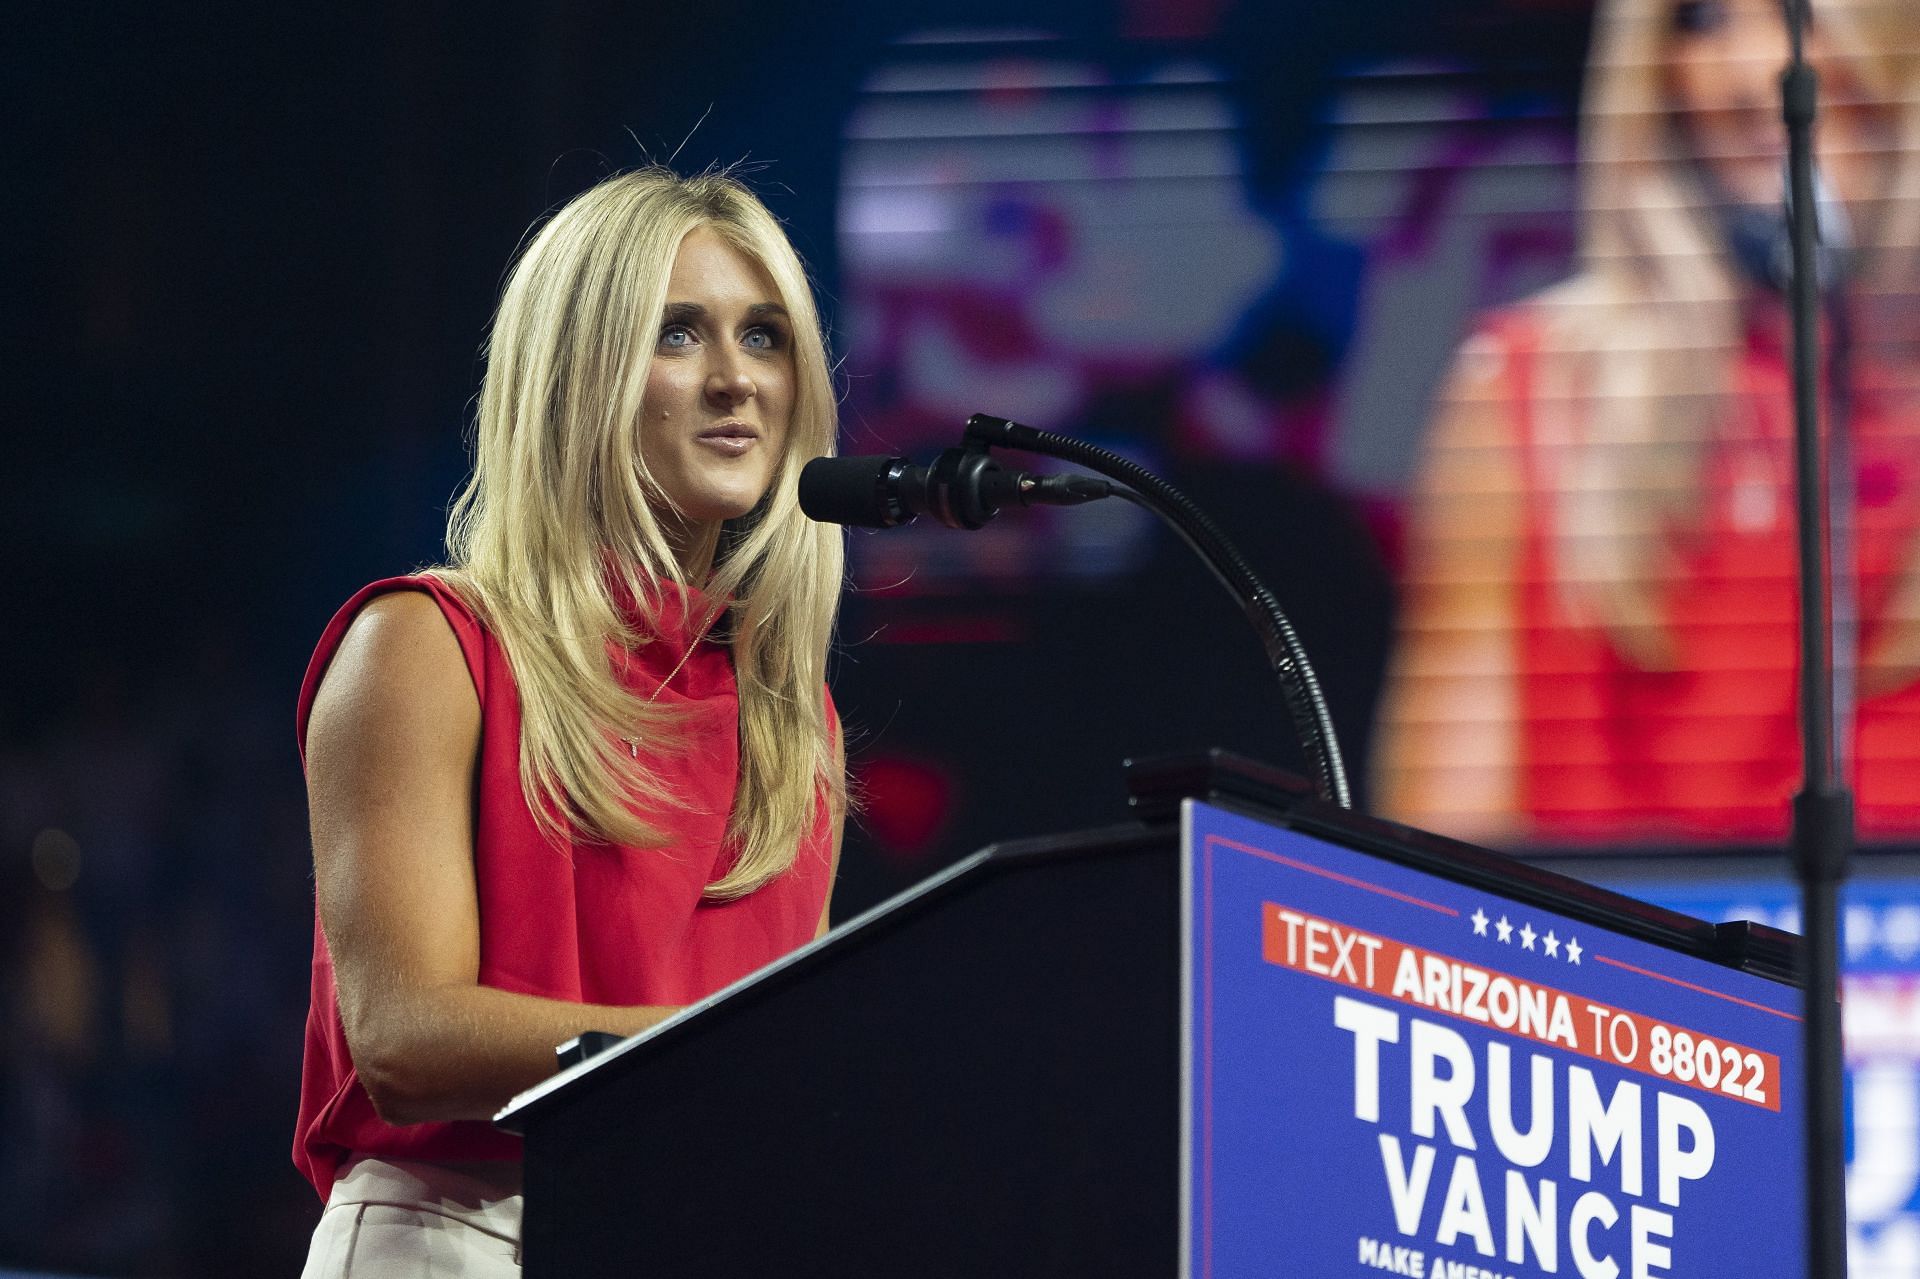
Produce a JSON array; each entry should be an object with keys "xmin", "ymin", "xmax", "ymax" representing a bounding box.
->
[
  {"xmin": 1376, "ymin": 0, "xmax": 1920, "ymax": 844},
  {"xmin": 294, "ymin": 168, "xmax": 846, "ymax": 1275}
]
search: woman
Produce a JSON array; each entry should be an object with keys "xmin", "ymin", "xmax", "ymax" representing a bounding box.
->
[
  {"xmin": 296, "ymin": 168, "xmax": 846, "ymax": 1274},
  {"xmin": 1376, "ymin": 0, "xmax": 1920, "ymax": 844}
]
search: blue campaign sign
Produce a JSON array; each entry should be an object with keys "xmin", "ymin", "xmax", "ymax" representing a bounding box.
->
[{"xmin": 1182, "ymin": 801, "xmax": 1806, "ymax": 1279}]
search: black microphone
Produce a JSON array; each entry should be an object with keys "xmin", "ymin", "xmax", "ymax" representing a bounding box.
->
[
  {"xmin": 1721, "ymin": 163, "xmax": 1853, "ymax": 294},
  {"xmin": 799, "ymin": 449, "xmax": 1114, "ymax": 529}
]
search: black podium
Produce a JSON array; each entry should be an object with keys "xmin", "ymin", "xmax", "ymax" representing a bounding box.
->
[{"xmin": 495, "ymin": 754, "xmax": 1802, "ymax": 1278}]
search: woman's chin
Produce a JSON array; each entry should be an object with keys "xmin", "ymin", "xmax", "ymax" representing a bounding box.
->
[{"xmin": 678, "ymin": 488, "xmax": 769, "ymax": 528}]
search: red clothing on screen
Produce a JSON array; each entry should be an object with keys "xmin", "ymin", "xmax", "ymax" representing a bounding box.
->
[
  {"xmin": 292, "ymin": 575, "xmax": 835, "ymax": 1199},
  {"xmin": 1487, "ymin": 310, "xmax": 1920, "ymax": 841}
]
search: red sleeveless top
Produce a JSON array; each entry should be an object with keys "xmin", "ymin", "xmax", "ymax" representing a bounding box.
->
[
  {"xmin": 292, "ymin": 575, "xmax": 835, "ymax": 1199},
  {"xmin": 1488, "ymin": 311, "xmax": 1920, "ymax": 840}
]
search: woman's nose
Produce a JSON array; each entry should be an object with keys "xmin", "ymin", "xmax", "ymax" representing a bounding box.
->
[
  {"xmin": 704, "ymin": 355, "xmax": 755, "ymax": 409},
  {"xmin": 1719, "ymin": 12, "xmax": 1791, "ymax": 105}
]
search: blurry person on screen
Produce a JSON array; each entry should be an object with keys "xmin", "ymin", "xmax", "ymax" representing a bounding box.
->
[{"xmin": 1375, "ymin": 0, "xmax": 1920, "ymax": 844}]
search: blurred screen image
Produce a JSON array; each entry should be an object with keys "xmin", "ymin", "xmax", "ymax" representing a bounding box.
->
[
  {"xmin": 831, "ymin": 2, "xmax": 1920, "ymax": 852},
  {"xmin": 1374, "ymin": 0, "xmax": 1920, "ymax": 846}
]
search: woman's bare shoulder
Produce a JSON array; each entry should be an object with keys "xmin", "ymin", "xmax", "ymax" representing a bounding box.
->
[
  {"xmin": 344, "ymin": 588, "xmax": 463, "ymax": 649},
  {"xmin": 310, "ymin": 589, "xmax": 479, "ymax": 759}
]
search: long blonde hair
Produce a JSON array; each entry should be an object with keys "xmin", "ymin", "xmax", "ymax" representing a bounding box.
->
[
  {"xmin": 1532, "ymin": 0, "xmax": 1920, "ymax": 665},
  {"xmin": 433, "ymin": 167, "xmax": 844, "ymax": 898}
]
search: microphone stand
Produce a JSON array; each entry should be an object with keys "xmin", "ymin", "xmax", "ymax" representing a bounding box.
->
[
  {"xmin": 1780, "ymin": 1, "xmax": 1852, "ymax": 1273},
  {"xmin": 1826, "ymin": 283, "xmax": 1857, "ymax": 775},
  {"xmin": 957, "ymin": 413, "xmax": 1353, "ymax": 810}
]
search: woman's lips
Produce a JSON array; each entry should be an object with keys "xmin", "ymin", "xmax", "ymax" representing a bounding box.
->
[{"xmin": 696, "ymin": 423, "xmax": 759, "ymax": 456}]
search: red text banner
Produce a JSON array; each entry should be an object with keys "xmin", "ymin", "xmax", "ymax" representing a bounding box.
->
[{"xmin": 1261, "ymin": 903, "xmax": 1781, "ymax": 1111}]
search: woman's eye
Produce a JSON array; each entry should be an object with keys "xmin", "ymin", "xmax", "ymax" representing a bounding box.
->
[
  {"xmin": 743, "ymin": 327, "xmax": 775, "ymax": 351},
  {"xmin": 1671, "ymin": 0, "xmax": 1727, "ymax": 36},
  {"xmin": 658, "ymin": 324, "xmax": 695, "ymax": 349}
]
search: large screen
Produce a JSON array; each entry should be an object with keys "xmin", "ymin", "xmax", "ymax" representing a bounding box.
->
[{"xmin": 829, "ymin": 3, "xmax": 1920, "ymax": 871}]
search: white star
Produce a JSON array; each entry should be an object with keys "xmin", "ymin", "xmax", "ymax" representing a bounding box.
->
[
  {"xmin": 1566, "ymin": 937, "xmax": 1583, "ymax": 965},
  {"xmin": 1496, "ymin": 915, "xmax": 1514, "ymax": 943},
  {"xmin": 1543, "ymin": 930, "xmax": 1561, "ymax": 958},
  {"xmin": 1520, "ymin": 922, "xmax": 1537, "ymax": 950},
  {"xmin": 1471, "ymin": 908, "xmax": 1489, "ymax": 937}
]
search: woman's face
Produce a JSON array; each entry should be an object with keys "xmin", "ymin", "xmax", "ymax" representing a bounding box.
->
[
  {"xmin": 1663, "ymin": 0, "xmax": 1895, "ymax": 212},
  {"xmin": 640, "ymin": 225, "xmax": 795, "ymax": 533}
]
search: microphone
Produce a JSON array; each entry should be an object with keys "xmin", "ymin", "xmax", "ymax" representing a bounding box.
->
[
  {"xmin": 799, "ymin": 449, "xmax": 1114, "ymax": 529},
  {"xmin": 1721, "ymin": 163, "xmax": 1853, "ymax": 294}
]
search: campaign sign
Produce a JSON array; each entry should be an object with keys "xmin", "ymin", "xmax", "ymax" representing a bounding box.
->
[{"xmin": 1182, "ymin": 801, "xmax": 1806, "ymax": 1279}]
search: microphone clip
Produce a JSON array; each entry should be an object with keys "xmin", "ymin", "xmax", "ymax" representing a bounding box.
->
[{"xmin": 919, "ymin": 442, "xmax": 1007, "ymax": 530}]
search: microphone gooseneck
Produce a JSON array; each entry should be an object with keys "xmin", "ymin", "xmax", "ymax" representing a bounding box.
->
[
  {"xmin": 799, "ymin": 418, "xmax": 1353, "ymax": 810},
  {"xmin": 962, "ymin": 414, "xmax": 1351, "ymax": 810}
]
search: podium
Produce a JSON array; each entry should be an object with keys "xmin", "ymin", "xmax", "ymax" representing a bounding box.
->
[{"xmin": 496, "ymin": 753, "xmax": 1807, "ymax": 1277}]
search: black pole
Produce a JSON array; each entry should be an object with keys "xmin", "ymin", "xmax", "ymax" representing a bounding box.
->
[{"xmin": 1780, "ymin": 1, "xmax": 1852, "ymax": 1274}]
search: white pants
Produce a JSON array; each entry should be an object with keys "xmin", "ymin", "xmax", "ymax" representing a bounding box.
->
[{"xmin": 302, "ymin": 1156, "xmax": 524, "ymax": 1278}]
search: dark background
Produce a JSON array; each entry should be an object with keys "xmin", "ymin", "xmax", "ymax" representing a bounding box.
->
[{"xmin": 3, "ymin": 1, "xmax": 1592, "ymax": 1272}]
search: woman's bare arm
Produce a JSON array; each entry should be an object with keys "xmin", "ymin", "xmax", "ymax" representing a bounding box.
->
[
  {"xmin": 306, "ymin": 592, "xmax": 679, "ymax": 1126},
  {"xmin": 1863, "ymin": 540, "xmax": 1920, "ymax": 699},
  {"xmin": 1371, "ymin": 347, "xmax": 1526, "ymax": 844}
]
